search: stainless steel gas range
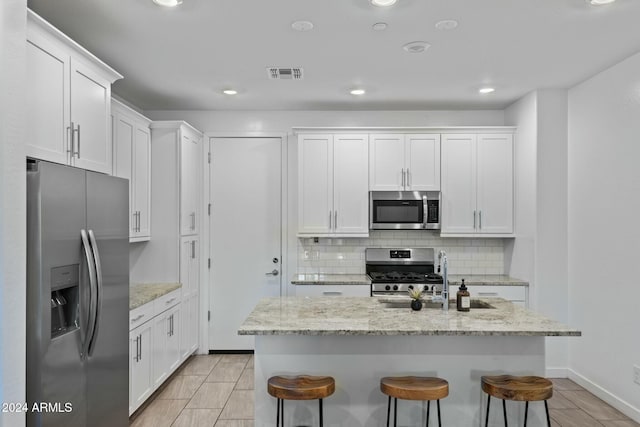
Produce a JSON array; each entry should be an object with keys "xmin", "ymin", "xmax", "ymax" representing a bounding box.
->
[{"xmin": 366, "ymin": 248, "xmax": 444, "ymax": 297}]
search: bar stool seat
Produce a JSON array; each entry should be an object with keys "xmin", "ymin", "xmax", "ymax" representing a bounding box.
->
[
  {"xmin": 481, "ymin": 375, "xmax": 553, "ymax": 427},
  {"xmin": 380, "ymin": 376, "xmax": 449, "ymax": 427},
  {"xmin": 268, "ymin": 375, "xmax": 335, "ymax": 426}
]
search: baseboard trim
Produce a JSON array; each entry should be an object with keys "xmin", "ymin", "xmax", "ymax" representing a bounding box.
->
[
  {"xmin": 546, "ymin": 367, "xmax": 568, "ymax": 378},
  {"xmin": 209, "ymin": 349, "xmax": 254, "ymax": 355},
  {"xmin": 568, "ymin": 369, "xmax": 640, "ymax": 423}
]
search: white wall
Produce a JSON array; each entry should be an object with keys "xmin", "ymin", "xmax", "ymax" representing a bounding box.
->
[
  {"xmin": 568, "ymin": 52, "xmax": 640, "ymax": 420},
  {"xmin": 535, "ymin": 90, "xmax": 569, "ymax": 375},
  {"xmin": 505, "ymin": 90, "xmax": 570, "ymax": 376},
  {"xmin": 504, "ymin": 92, "xmax": 538, "ymax": 287},
  {"xmin": 0, "ymin": 1, "xmax": 27, "ymax": 427}
]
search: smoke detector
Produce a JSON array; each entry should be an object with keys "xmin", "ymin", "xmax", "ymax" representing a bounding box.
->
[{"xmin": 267, "ymin": 67, "xmax": 304, "ymax": 80}]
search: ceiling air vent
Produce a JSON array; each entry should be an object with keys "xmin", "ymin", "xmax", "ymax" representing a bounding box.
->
[{"xmin": 267, "ymin": 67, "xmax": 303, "ymax": 80}]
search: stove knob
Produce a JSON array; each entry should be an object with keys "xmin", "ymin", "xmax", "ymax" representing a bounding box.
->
[
  {"xmin": 408, "ymin": 285, "xmax": 414, "ymax": 290},
  {"xmin": 423, "ymin": 285, "xmax": 429, "ymax": 291},
  {"xmin": 393, "ymin": 285, "xmax": 399, "ymax": 291},
  {"xmin": 385, "ymin": 285, "xmax": 391, "ymax": 291}
]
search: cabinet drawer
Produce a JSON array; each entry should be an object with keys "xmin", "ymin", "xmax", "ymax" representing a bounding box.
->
[
  {"xmin": 466, "ymin": 285, "xmax": 526, "ymax": 301},
  {"xmin": 129, "ymin": 301, "xmax": 154, "ymax": 331},
  {"xmin": 295, "ymin": 285, "xmax": 370, "ymax": 297},
  {"xmin": 153, "ymin": 289, "xmax": 181, "ymax": 316}
]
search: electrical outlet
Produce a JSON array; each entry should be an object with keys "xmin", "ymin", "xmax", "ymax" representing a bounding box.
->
[{"xmin": 634, "ymin": 365, "xmax": 640, "ymax": 386}]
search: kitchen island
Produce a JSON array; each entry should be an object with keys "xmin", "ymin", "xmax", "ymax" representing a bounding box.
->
[{"xmin": 239, "ymin": 296, "xmax": 580, "ymax": 426}]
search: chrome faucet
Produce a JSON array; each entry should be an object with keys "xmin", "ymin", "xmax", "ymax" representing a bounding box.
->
[{"xmin": 432, "ymin": 250, "xmax": 449, "ymax": 311}]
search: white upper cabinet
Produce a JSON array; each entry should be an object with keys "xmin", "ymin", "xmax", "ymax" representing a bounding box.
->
[
  {"xmin": 441, "ymin": 133, "xmax": 513, "ymax": 236},
  {"xmin": 112, "ymin": 99, "xmax": 151, "ymax": 242},
  {"xmin": 298, "ymin": 134, "xmax": 332, "ymax": 235},
  {"xmin": 26, "ymin": 10, "xmax": 122, "ymax": 174},
  {"xmin": 180, "ymin": 131, "xmax": 202, "ymax": 236},
  {"xmin": 298, "ymin": 134, "xmax": 369, "ymax": 237},
  {"xmin": 476, "ymin": 134, "xmax": 514, "ymax": 234},
  {"xmin": 369, "ymin": 134, "xmax": 441, "ymax": 191},
  {"xmin": 369, "ymin": 134, "xmax": 405, "ymax": 191},
  {"xmin": 333, "ymin": 135, "xmax": 370, "ymax": 235}
]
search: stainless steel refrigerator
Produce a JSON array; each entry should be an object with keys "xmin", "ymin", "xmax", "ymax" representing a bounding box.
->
[{"xmin": 26, "ymin": 159, "xmax": 129, "ymax": 427}]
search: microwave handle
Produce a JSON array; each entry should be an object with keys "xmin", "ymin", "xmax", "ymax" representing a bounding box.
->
[{"xmin": 423, "ymin": 196, "xmax": 428, "ymax": 229}]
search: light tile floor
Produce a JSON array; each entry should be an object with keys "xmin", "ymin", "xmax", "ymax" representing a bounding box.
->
[{"xmin": 130, "ymin": 354, "xmax": 639, "ymax": 426}]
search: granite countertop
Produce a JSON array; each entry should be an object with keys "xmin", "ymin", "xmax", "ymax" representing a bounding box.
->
[
  {"xmin": 448, "ymin": 275, "xmax": 528, "ymax": 286},
  {"xmin": 238, "ymin": 296, "xmax": 580, "ymax": 337},
  {"xmin": 291, "ymin": 274, "xmax": 371, "ymax": 285},
  {"xmin": 130, "ymin": 282, "xmax": 182, "ymax": 310}
]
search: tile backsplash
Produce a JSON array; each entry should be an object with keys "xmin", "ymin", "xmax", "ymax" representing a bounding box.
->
[{"xmin": 297, "ymin": 231, "xmax": 505, "ymax": 275}]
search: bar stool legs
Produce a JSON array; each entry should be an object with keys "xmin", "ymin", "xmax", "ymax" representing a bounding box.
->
[
  {"xmin": 274, "ymin": 397, "xmax": 325, "ymax": 427},
  {"xmin": 385, "ymin": 397, "xmax": 442, "ymax": 427},
  {"xmin": 485, "ymin": 395, "xmax": 552, "ymax": 427}
]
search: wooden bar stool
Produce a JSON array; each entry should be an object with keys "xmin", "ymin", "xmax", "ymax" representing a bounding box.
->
[
  {"xmin": 380, "ymin": 376, "xmax": 449, "ymax": 427},
  {"xmin": 481, "ymin": 375, "xmax": 553, "ymax": 427},
  {"xmin": 267, "ymin": 375, "xmax": 335, "ymax": 427}
]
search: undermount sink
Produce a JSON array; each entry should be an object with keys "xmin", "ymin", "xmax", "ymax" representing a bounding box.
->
[{"xmin": 380, "ymin": 298, "xmax": 495, "ymax": 310}]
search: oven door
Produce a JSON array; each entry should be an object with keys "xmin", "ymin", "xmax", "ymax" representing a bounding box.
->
[{"xmin": 369, "ymin": 191, "xmax": 427, "ymax": 230}]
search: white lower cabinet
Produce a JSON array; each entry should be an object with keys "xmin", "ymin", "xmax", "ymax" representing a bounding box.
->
[
  {"xmin": 129, "ymin": 289, "xmax": 183, "ymax": 415},
  {"xmin": 152, "ymin": 305, "xmax": 181, "ymax": 389},
  {"xmin": 180, "ymin": 236, "xmax": 200, "ymax": 361},
  {"xmin": 295, "ymin": 285, "xmax": 371, "ymax": 297},
  {"xmin": 129, "ymin": 321, "xmax": 152, "ymax": 415}
]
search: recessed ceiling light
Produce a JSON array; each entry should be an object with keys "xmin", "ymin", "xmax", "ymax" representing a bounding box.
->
[
  {"xmin": 435, "ymin": 20, "xmax": 459, "ymax": 30},
  {"xmin": 223, "ymin": 89, "xmax": 238, "ymax": 95},
  {"xmin": 479, "ymin": 87, "xmax": 495, "ymax": 94},
  {"xmin": 587, "ymin": 0, "xmax": 615, "ymax": 4},
  {"xmin": 372, "ymin": 22, "xmax": 388, "ymax": 31},
  {"xmin": 152, "ymin": 0, "xmax": 183, "ymax": 7},
  {"xmin": 370, "ymin": 0, "xmax": 397, "ymax": 7},
  {"xmin": 350, "ymin": 89, "xmax": 366, "ymax": 96},
  {"xmin": 402, "ymin": 41, "xmax": 431, "ymax": 54},
  {"xmin": 291, "ymin": 20, "xmax": 314, "ymax": 32}
]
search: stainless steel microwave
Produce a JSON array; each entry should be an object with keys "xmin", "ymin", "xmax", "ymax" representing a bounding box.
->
[{"xmin": 369, "ymin": 191, "xmax": 441, "ymax": 230}]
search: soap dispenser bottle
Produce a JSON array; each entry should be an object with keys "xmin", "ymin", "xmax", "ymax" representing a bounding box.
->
[{"xmin": 456, "ymin": 279, "xmax": 470, "ymax": 312}]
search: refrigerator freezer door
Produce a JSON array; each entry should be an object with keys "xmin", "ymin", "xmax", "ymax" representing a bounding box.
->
[
  {"xmin": 27, "ymin": 160, "xmax": 87, "ymax": 427},
  {"xmin": 85, "ymin": 171, "xmax": 129, "ymax": 427}
]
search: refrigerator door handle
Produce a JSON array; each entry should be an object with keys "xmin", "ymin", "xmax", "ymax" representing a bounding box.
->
[
  {"xmin": 87, "ymin": 230, "xmax": 103, "ymax": 357},
  {"xmin": 81, "ymin": 229, "xmax": 98, "ymax": 359}
]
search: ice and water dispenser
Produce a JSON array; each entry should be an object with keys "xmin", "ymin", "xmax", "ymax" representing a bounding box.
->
[{"xmin": 50, "ymin": 265, "xmax": 80, "ymax": 338}]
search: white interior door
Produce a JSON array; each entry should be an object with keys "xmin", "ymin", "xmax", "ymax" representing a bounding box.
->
[{"xmin": 209, "ymin": 137, "xmax": 282, "ymax": 350}]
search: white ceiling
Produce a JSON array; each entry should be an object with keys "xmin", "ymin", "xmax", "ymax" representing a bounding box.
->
[{"xmin": 27, "ymin": 0, "xmax": 640, "ymax": 111}]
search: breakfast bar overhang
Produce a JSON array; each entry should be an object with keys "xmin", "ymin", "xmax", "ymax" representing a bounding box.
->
[{"xmin": 239, "ymin": 296, "xmax": 581, "ymax": 426}]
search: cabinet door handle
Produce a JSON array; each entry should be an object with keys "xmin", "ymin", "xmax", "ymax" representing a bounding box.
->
[
  {"xmin": 478, "ymin": 292, "xmax": 499, "ymax": 297},
  {"xmin": 137, "ymin": 211, "xmax": 140, "ymax": 232},
  {"xmin": 66, "ymin": 124, "xmax": 73, "ymax": 157},
  {"xmin": 136, "ymin": 335, "xmax": 141, "ymax": 362},
  {"xmin": 406, "ymin": 168, "xmax": 411, "ymax": 188},
  {"xmin": 138, "ymin": 334, "xmax": 142, "ymax": 361},
  {"xmin": 168, "ymin": 315, "xmax": 172, "ymax": 336},
  {"xmin": 323, "ymin": 291, "xmax": 343, "ymax": 296},
  {"xmin": 131, "ymin": 314, "xmax": 144, "ymax": 323},
  {"xmin": 166, "ymin": 297, "xmax": 177, "ymax": 305},
  {"xmin": 334, "ymin": 211, "xmax": 337, "ymax": 230},
  {"xmin": 191, "ymin": 240, "xmax": 195, "ymax": 259},
  {"xmin": 473, "ymin": 211, "xmax": 477, "ymax": 229},
  {"xmin": 73, "ymin": 124, "xmax": 81, "ymax": 158},
  {"xmin": 401, "ymin": 168, "xmax": 405, "ymax": 188},
  {"xmin": 191, "ymin": 212, "xmax": 195, "ymax": 230},
  {"xmin": 329, "ymin": 211, "xmax": 332, "ymax": 230},
  {"xmin": 479, "ymin": 211, "xmax": 482, "ymax": 229}
]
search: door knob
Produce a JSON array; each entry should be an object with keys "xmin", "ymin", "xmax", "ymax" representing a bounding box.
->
[{"xmin": 265, "ymin": 269, "xmax": 279, "ymax": 276}]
